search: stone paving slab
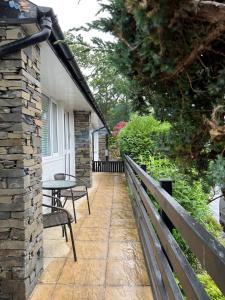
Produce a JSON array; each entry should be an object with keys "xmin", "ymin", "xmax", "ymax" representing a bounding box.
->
[{"xmin": 30, "ymin": 173, "xmax": 153, "ymax": 300}]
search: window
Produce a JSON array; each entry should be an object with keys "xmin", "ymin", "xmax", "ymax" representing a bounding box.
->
[
  {"xmin": 41, "ymin": 96, "xmax": 59, "ymax": 157},
  {"xmin": 64, "ymin": 112, "xmax": 70, "ymax": 151},
  {"xmin": 42, "ymin": 96, "xmax": 51, "ymax": 157},
  {"xmin": 52, "ymin": 102, "xmax": 58, "ymax": 153},
  {"xmin": 67, "ymin": 112, "xmax": 70, "ymax": 150}
]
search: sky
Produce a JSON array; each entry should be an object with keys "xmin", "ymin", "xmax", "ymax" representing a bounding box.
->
[{"xmin": 32, "ymin": 0, "xmax": 112, "ymax": 40}]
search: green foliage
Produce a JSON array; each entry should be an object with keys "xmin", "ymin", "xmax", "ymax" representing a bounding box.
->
[
  {"xmin": 118, "ymin": 114, "xmax": 223, "ymax": 276},
  {"xmin": 118, "ymin": 114, "xmax": 170, "ymax": 159},
  {"xmin": 198, "ymin": 273, "xmax": 225, "ymax": 300},
  {"xmin": 65, "ymin": 32, "xmax": 134, "ymax": 128},
  {"xmin": 172, "ymin": 229, "xmax": 200, "ymax": 271},
  {"xmin": 142, "ymin": 156, "xmax": 221, "ymax": 236},
  {"xmin": 79, "ymin": 0, "xmax": 225, "ymax": 169},
  {"xmin": 118, "ymin": 114, "xmax": 221, "ymax": 233},
  {"xmin": 143, "ymin": 155, "xmax": 223, "ymax": 271},
  {"xmin": 208, "ymin": 155, "xmax": 225, "ymax": 189}
]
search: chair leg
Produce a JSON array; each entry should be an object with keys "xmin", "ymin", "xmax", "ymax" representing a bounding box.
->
[
  {"xmin": 62, "ymin": 197, "xmax": 67, "ymax": 207},
  {"xmin": 72, "ymin": 198, "xmax": 77, "ymax": 223},
  {"xmin": 68, "ymin": 223, "xmax": 77, "ymax": 261},
  {"xmin": 87, "ymin": 192, "xmax": 91, "ymax": 215},
  {"xmin": 62, "ymin": 225, "xmax": 68, "ymax": 242}
]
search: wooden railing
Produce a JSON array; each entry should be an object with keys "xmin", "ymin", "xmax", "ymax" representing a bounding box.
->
[
  {"xmin": 125, "ymin": 155, "xmax": 225, "ymax": 300},
  {"xmin": 92, "ymin": 160, "xmax": 124, "ymax": 173}
]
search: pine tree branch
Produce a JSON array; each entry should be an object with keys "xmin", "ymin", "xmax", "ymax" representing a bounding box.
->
[
  {"xmin": 161, "ymin": 22, "xmax": 225, "ymax": 81},
  {"xmin": 195, "ymin": 1, "xmax": 225, "ymax": 23},
  {"xmin": 170, "ymin": 1, "xmax": 225, "ymax": 26}
]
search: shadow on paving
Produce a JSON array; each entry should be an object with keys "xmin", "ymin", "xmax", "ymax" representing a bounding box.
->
[{"xmin": 30, "ymin": 173, "xmax": 153, "ymax": 300}]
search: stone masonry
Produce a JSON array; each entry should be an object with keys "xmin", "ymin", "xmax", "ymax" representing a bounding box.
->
[
  {"xmin": 0, "ymin": 26, "xmax": 43, "ymax": 299},
  {"xmin": 74, "ymin": 111, "xmax": 92, "ymax": 187},
  {"xmin": 99, "ymin": 133, "xmax": 107, "ymax": 161}
]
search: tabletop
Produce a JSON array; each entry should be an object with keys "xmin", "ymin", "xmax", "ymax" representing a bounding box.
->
[{"xmin": 42, "ymin": 180, "xmax": 76, "ymax": 191}]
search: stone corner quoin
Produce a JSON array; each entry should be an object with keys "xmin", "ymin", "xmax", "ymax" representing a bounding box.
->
[{"xmin": 0, "ymin": 25, "xmax": 43, "ymax": 300}]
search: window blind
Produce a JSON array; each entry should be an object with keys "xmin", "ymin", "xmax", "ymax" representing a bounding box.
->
[
  {"xmin": 42, "ymin": 95, "xmax": 51, "ymax": 156},
  {"xmin": 52, "ymin": 102, "xmax": 58, "ymax": 153}
]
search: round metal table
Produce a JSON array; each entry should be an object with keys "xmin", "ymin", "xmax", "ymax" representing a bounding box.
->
[{"xmin": 42, "ymin": 180, "xmax": 77, "ymax": 207}]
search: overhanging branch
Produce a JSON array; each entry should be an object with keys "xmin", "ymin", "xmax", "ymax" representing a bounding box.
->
[
  {"xmin": 170, "ymin": 1, "xmax": 225, "ymax": 27},
  {"xmin": 161, "ymin": 22, "xmax": 225, "ymax": 81},
  {"xmin": 195, "ymin": 1, "xmax": 225, "ymax": 23}
]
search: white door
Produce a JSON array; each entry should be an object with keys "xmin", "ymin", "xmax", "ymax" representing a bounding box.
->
[{"xmin": 64, "ymin": 112, "xmax": 71, "ymax": 174}]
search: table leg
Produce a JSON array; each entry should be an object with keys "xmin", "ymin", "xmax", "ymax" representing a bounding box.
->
[{"xmin": 57, "ymin": 190, "xmax": 61, "ymax": 199}]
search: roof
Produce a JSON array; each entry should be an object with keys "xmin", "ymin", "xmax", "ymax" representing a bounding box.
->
[
  {"xmin": 46, "ymin": 11, "xmax": 110, "ymax": 133},
  {"xmin": 0, "ymin": 0, "xmax": 109, "ymax": 133}
]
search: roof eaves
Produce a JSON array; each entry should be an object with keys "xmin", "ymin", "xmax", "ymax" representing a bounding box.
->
[{"xmin": 39, "ymin": 8, "xmax": 110, "ymax": 133}]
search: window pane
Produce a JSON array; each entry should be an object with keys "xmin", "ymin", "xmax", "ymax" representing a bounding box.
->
[
  {"xmin": 52, "ymin": 102, "xmax": 58, "ymax": 153},
  {"xmin": 67, "ymin": 112, "xmax": 70, "ymax": 150},
  {"xmin": 64, "ymin": 113, "xmax": 67, "ymax": 150},
  {"xmin": 64, "ymin": 112, "xmax": 70, "ymax": 150},
  {"xmin": 41, "ymin": 95, "xmax": 51, "ymax": 157}
]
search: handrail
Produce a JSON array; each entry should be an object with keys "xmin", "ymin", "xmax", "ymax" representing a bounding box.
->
[{"xmin": 124, "ymin": 155, "xmax": 225, "ymax": 299}]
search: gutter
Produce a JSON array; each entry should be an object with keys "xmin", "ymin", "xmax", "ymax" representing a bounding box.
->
[
  {"xmin": 48, "ymin": 15, "xmax": 110, "ymax": 133},
  {"xmin": 0, "ymin": 4, "xmax": 109, "ymax": 133},
  {"xmin": 0, "ymin": 7, "xmax": 53, "ymax": 57}
]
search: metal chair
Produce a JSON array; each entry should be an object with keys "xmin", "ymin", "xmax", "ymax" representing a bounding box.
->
[
  {"xmin": 42, "ymin": 194, "xmax": 77, "ymax": 261},
  {"xmin": 54, "ymin": 173, "xmax": 91, "ymax": 223}
]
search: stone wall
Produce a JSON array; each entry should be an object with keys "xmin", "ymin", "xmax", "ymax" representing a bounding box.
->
[
  {"xmin": 0, "ymin": 26, "xmax": 43, "ymax": 299},
  {"xmin": 99, "ymin": 133, "xmax": 106, "ymax": 161},
  {"xmin": 74, "ymin": 111, "xmax": 92, "ymax": 187}
]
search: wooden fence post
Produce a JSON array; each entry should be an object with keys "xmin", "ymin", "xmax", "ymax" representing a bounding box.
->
[
  {"xmin": 141, "ymin": 164, "xmax": 147, "ymax": 191},
  {"xmin": 159, "ymin": 179, "xmax": 174, "ymax": 232}
]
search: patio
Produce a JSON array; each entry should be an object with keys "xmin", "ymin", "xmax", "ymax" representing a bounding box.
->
[{"xmin": 30, "ymin": 173, "xmax": 153, "ymax": 300}]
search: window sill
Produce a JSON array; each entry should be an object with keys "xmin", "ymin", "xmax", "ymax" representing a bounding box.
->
[{"xmin": 42, "ymin": 154, "xmax": 63, "ymax": 164}]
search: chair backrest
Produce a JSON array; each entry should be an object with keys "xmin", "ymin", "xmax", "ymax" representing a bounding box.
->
[
  {"xmin": 54, "ymin": 173, "xmax": 66, "ymax": 180},
  {"xmin": 42, "ymin": 194, "xmax": 73, "ymax": 227},
  {"xmin": 54, "ymin": 173, "xmax": 87, "ymax": 188}
]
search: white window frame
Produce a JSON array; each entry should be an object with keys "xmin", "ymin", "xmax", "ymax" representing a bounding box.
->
[
  {"xmin": 42, "ymin": 96, "xmax": 59, "ymax": 160},
  {"xmin": 51, "ymin": 99, "xmax": 59, "ymax": 157},
  {"xmin": 65, "ymin": 112, "xmax": 71, "ymax": 151}
]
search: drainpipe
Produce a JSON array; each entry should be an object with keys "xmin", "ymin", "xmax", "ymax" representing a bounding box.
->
[{"xmin": 0, "ymin": 9, "xmax": 53, "ymax": 58}]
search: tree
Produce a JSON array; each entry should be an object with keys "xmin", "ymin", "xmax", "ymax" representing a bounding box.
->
[
  {"xmin": 78, "ymin": 0, "xmax": 225, "ymax": 172},
  {"xmin": 65, "ymin": 33, "xmax": 134, "ymax": 128}
]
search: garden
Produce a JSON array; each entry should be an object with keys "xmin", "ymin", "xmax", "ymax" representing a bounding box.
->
[{"xmin": 118, "ymin": 114, "xmax": 225, "ymax": 299}]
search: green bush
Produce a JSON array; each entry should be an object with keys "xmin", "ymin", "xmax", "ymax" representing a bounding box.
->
[
  {"xmin": 142, "ymin": 157, "xmax": 214, "ymax": 227},
  {"xmin": 141, "ymin": 156, "xmax": 222, "ymax": 270},
  {"xmin": 208, "ymin": 155, "xmax": 225, "ymax": 196},
  {"xmin": 198, "ymin": 273, "xmax": 225, "ymax": 300},
  {"xmin": 119, "ymin": 115, "xmax": 222, "ymax": 237},
  {"xmin": 118, "ymin": 114, "xmax": 170, "ymax": 160}
]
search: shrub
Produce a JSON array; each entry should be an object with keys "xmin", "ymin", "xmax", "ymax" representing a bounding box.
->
[
  {"xmin": 141, "ymin": 156, "xmax": 222, "ymax": 268},
  {"xmin": 198, "ymin": 273, "xmax": 225, "ymax": 300},
  {"xmin": 142, "ymin": 156, "xmax": 211, "ymax": 223},
  {"xmin": 118, "ymin": 114, "xmax": 170, "ymax": 160},
  {"xmin": 208, "ymin": 155, "xmax": 225, "ymax": 196},
  {"xmin": 119, "ymin": 115, "xmax": 222, "ymax": 237}
]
